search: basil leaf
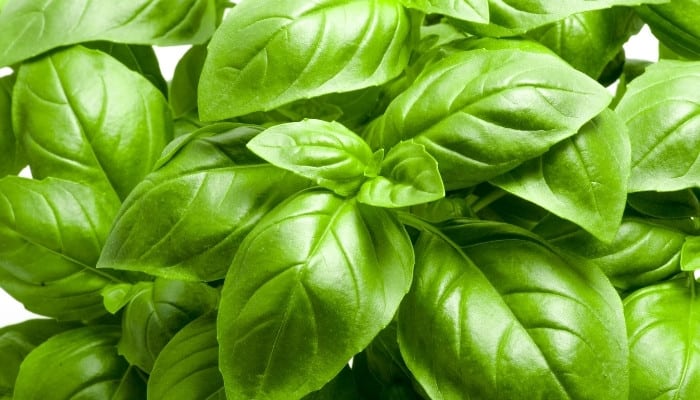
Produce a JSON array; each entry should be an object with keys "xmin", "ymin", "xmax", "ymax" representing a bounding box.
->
[
  {"xmin": 628, "ymin": 189, "xmax": 700, "ymax": 219},
  {"xmin": 0, "ymin": 0, "xmax": 217, "ymax": 67},
  {"xmin": 616, "ymin": 60, "xmax": 700, "ymax": 192},
  {"xmin": 399, "ymin": 224, "xmax": 628, "ymax": 399},
  {"xmin": 148, "ymin": 314, "xmax": 225, "ymax": 400},
  {"xmin": 364, "ymin": 49, "xmax": 612, "ymax": 190},
  {"xmin": 400, "ymin": 0, "xmax": 489, "ymax": 23},
  {"xmin": 0, "ymin": 176, "xmax": 121, "ymax": 320},
  {"xmin": 358, "ymin": 141, "xmax": 445, "ymax": 208},
  {"xmin": 491, "ymin": 109, "xmax": 631, "ymax": 242},
  {"xmin": 13, "ymin": 45, "xmax": 173, "ymax": 200},
  {"xmin": 218, "ymin": 190, "xmax": 414, "ymax": 400},
  {"xmin": 638, "ymin": 0, "xmax": 700, "ymax": 59},
  {"xmin": 681, "ymin": 236, "xmax": 700, "ymax": 272},
  {"xmin": 170, "ymin": 45, "xmax": 207, "ymax": 118},
  {"xmin": 527, "ymin": 8, "xmax": 644, "ymax": 79},
  {"xmin": 0, "ymin": 74, "xmax": 24, "ymax": 177},
  {"xmin": 247, "ymin": 119, "xmax": 377, "ymax": 196},
  {"xmin": 98, "ymin": 125, "xmax": 312, "ymax": 282},
  {"xmin": 116, "ymin": 278, "xmax": 218, "ymax": 373},
  {"xmin": 14, "ymin": 326, "xmax": 146, "ymax": 399},
  {"xmin": 198, "ymin": 0, "xmax": 418, "ymax": 120},
  {"xmin": 302, "ymin": 366, "xmax": 360, "ymax": 400},
  {"xmin": 625, "ymin": 279, "xmax": 700, "ymax": 399},
  {"xmin": 537, "ymin": 218, "xmax": 685, "ymax": 291}
]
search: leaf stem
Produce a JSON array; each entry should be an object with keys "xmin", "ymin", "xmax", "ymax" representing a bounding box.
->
[{"xmin": 471, "ymin": 187, "xmax": 507, "ymax": 213}]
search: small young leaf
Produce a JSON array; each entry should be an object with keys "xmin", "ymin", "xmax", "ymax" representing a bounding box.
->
[
  {"xmin": 358, "ymin": 141, "xmax": 445, "ymax": 208},
  {"xmin": 198, "ymin": 0, "xmax": 418, "ymax": 120},
  {"xmin": 170, "ymin": 45, "xmax": 207, "ymax": 117},
  {"xmin": 247, "ymin": 119, "xmax": 375, "ymax": 196}
]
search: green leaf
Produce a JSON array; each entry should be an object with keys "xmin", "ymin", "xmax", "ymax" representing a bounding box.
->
[
  {"xmin": 13, "ymin": 45, "xmax": 173, "ymax": 200},
  {"xmin": 616, "ymin": 60, "xmax": 700, "ymax": 192},
  {"xmin": 638, "ymin": 0, "xmax": 700, "ymax": 59},
  {"xmin": 491, "ymin": 109, "xmax": 631, "ymax": 242},
  {"xmin": 247, "ymin": 119, "xmax": 376, "ymax": 196},
  {"xmin": 453, "ymin": 0, "xmax": 668, "ymax": 37},
  {"xmin": 364, "ymin": 48, "xmax": 612, "ymax": 189},
  {"xmin": 628, "ymin": 189, "xmax": 700, "ymax": 219},
  {"xmin": 625, "ymin": 278, "xmax": 700, "ymax": 399},
  {"xmin": 198, "ymin": 0, "xmax": 418, "ymax": 120},
  {"xmin": 0, "ymin": 176, "xmax": 121, "ymax": 320},
  {"xmin": 302, "ymin": 366, "xmax": 360, "ymax": 400},
  {"xmin": 218, "ymin": 189, "xmax": 414, "ymax": 400},
  {"xmin": 98, "ymin": 125, "xmax": 312, "ymax": 282},
  {"xmin": 148, "ymin": 314, "xmax": 225, "ymax": 400},
  {"xmin": 0, "ymin": 0, "xmax": 217, "ymax": 67},
  {"xmin": 13, "ymin": 326, "xmax": 146, "ymax": 400},
  {"xmin": 170, "ymin": 45, "xmax": 207, "ymax": 117},
  {"xmin": 0, "ymin": 74, "xmax": 24, "ymax": 177},
  {"xmin": 400, "ymin": 0, "xmax": 489, "ymax": 23},
  {"xmin": 681, "ymin": 236, "xmax": 700, "ymax": 272},
  {"xmin": 537, "ymin": 217, "xmax": 685, "ymax": 291},
  {"xmin": 527, "ymin": 8, "xmax": 644, "ymax": 79},
  {"xmin": 398, "ymin": 222, "xmax": 628, "ymax": 399},
  {"xmin": 117, "ymin": 278, "xmax": 219, "ymax": 373},
  {"xmin": 358, "ymin": 141, "xmax": 445, "ymax": 208}
]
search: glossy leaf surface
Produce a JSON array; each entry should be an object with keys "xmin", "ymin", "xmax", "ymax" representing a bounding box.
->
[
  {"xmin": 492, "ymin": 109, "xmax": 631, "ymax": 242},
  {"xmin": 364, "ymin": 48, "xmax": 611, "ymax": 189},
  {"xmin": 13, "ymin": 45, "xmax": 172, "ymax": 200},
  {"xmin": 400, "ymin": 0, "xmax": 488, "ymax": 23},
  {"xmin": 638, "ymin": 0, "xmax": 700, "ymax": 59},
  {"xmin": 218, "ymin": 190, "xmax": 414, "ymax": 400},
  {"xmin": 398, "ymin": 222, "xmax": 628, "ymax": 399},
  {"xmin": 0, "ymin": 176, "xmax": 120, "ymax": 320},
  {"xmin": 0, "ymin": 0, "xmax": 217, "ymax": 67},
  {"xmin": 86, "ymin": 41, "xmax": 168, "ymax": 96},
  {"xmin": 198, "ymin": 0, "xmax": 417, "ymax": 120}
]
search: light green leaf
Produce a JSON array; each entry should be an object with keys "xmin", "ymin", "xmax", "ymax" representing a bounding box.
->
[
  {"xmin": 0, "ymin": 74, "xmax": 24, "ymax": 177},
  {"xmin": 218, "ymin": 190, "xmax": 414, "ymax": 400},
  {"xmin": 364, "ymin": 48, "xmax": 612, "ymax": 189},
  {"xmin": 198, "ymin": 0, "xmax": 418, "ymax": 120},
  {"xmin": 616, "ymin": 60, "xmax": 700, "ymax": 192},
  {"xmin": 399, "ymin": 221, "xmax": 628, "ymax": 400},
  {"xmin": 681, "ymin": 236, "xmax": 700, "ymax": 272},
  {"xmin": 400, "ymin": 0, "xmax": 488, "ymax": 23},
  {"xmin": 358, "ymin": 141, "xmax": 445, "ymax": 208},
  {"xmin": 13, "ymin": 45, "xmax": 173, "ymax": 200},
  {"xmin": 491, "ymin": 109, "xmax": 631, "ymax": 242},
  {"xmin": 247, "ymin": 119, "xmax": 376, "ymax": 196},
  {"xmin": 13, "ymin": 326, "xmax": 146, "ymax": 400},
  {"xmin": 0, "ymin": 0, "xmax": 217, "ymax": 67},
  {"xmin": 170, "ymin": 45, "xmax": 207, "ymax": 117},
  {"xmin": 638, "ymin": 0, "xmax": 700, "ymax": 59},
  {"xmin": 0, "ymin": 176, "xmax": 121, "ymax": 320}
]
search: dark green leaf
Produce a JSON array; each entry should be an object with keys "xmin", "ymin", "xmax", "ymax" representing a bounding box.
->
[
  {"xmin": 218, "ymin": 190, "xmax": 414, "ymax": 400},
  {"xmin": 0, "ymin": 74, "xmax": 24, "ymax": 176},
  {"xmin": 0, "ymin": 0, "xmax": 217, "ymax": 67},
  {"xmin": 358, "ymin": 141, "xmax": 445, "ymax": 208},
  {"xmin": 491, "ymin": 109, "xmax": 631, "ymax": 242},
  {"xmin": 302, "ymin": 366, "xmax": 360, "ymax": 400},
  {"xmin": 628, "ymin": 189, "xmax": 700, "ymax": 219},
  {"xmin": 247, "ymin": 119, "xmax": 376, "ymax": 196},
  {"xmin": 364, "ymin": 48, "xmax": 612, "ymax": 189},
  {"xmin": 0, "ymin": 176, "xmax": 121, "ymax": 320},
  {"xmin": 170, "ymin": 45, "xmax": 207, "ymax": 117},
  {"xmin": 400, "ymin": 0, "xmax": 488, "ymax": 23},
  {"xmin": 625, "ymin": 278, "xmax": 700, "ymax": 399},
  {"xmin": 13, "ymin": 326, "xmax": 146, "ymax": 399},
  {"xmin": 198, "ymin": 0, "xmax": 419, "ymax": 120},
  {"xmin": 13, "ymin": 45, "xmax": 173, "ymax": 200},
  {"xmin": 399, "ymin": 222, "xmax": 628, "ymax": 399},
  {"xmin": 615, "ymin": 60, "xmax": 700, "ymax": 192},
  {"xmin": 98, "ymin": 124, "xmax": 312, "ymax": 282},
  {"xmin": 638, "ymin": 0, "xmax": 700, "ymax": 59}
]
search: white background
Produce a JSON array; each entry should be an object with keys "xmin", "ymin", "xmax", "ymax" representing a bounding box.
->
[{"xmin": 0, "ymin": 27, "xmax": 659, "ymax": 328}]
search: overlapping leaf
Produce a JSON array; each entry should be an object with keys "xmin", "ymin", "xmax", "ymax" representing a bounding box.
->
[
  {"xmin": 0, "ymin": 75, "xmax": 23, "ymax": 176},
  {"xmin": 637, "ymin": 0, "xmax": 700, "ymax": 59}
]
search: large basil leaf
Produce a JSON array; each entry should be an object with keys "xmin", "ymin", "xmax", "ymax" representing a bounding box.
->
[
  {"xmin": 0, "ymin": 319, "xmax": 79, "ymax": 399},
  {"xmin": 98, "ymin": 124, "xmax": 312, "ymax": 282},
  {"xmin": 615, "ymin": 60, "xmax": 700, "ymax": 192},
  {"xmin": 527, "ymin": 8, "xmax": 643, "ymax": 79},
  {"xmin": 148, "ymin": 314, "xmax": 225, "ymax": 400},
  {"xmin": 198, "ymin": 0, "xmax": 418, "ymax": 120},
  {"xmin": 13, "ymin": 326, "xmax": 146, "ymax": 399},
  {"xmin": 453, "ymin": 0, "xmax": 667, "ymax": 37},
  {"xmin": 0, "ymin": 0, "xmax": 217, "ymax": 67},
  {"xmin": 491, "ymin": 109, "xmax": 631, "ymax": 242},
  {"xmin": 13, "ymin": 45, "xmax": 173, "ymax": 200},
  {"xmin": 398, "ymin": 222, "xmax": 628, "ymax": 399},
  {"xmin": 218, "ymin": 189, "xmax": 414, "ymax": 400},
  {"xmin": 400, "ymin": 0, "xmax": 488, "ymax": 23},
  {"xmin": 537, "ymin": 218, "xmax": 685, "ymax": 291},
  {"xmin": 625, "ymin": 278, "xmax": 700, "ymax": 399},
  {"xmin": 170, "ymin": 45, "xmax": 207, "ymax": 118},
  {"xmin": 0, "ymin": 176, "xmax": 121, "ymax": 320},
  {"xmin": 364, "ymin": 48, "xmax": 611, "ymax": 189},
  {"xmin": 637, "ymin": 0, "xmax": 700, "ymax": 59},
  {"xmin": 0, "ymin": 74, "xmax": 24, "ymax": 176}
]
